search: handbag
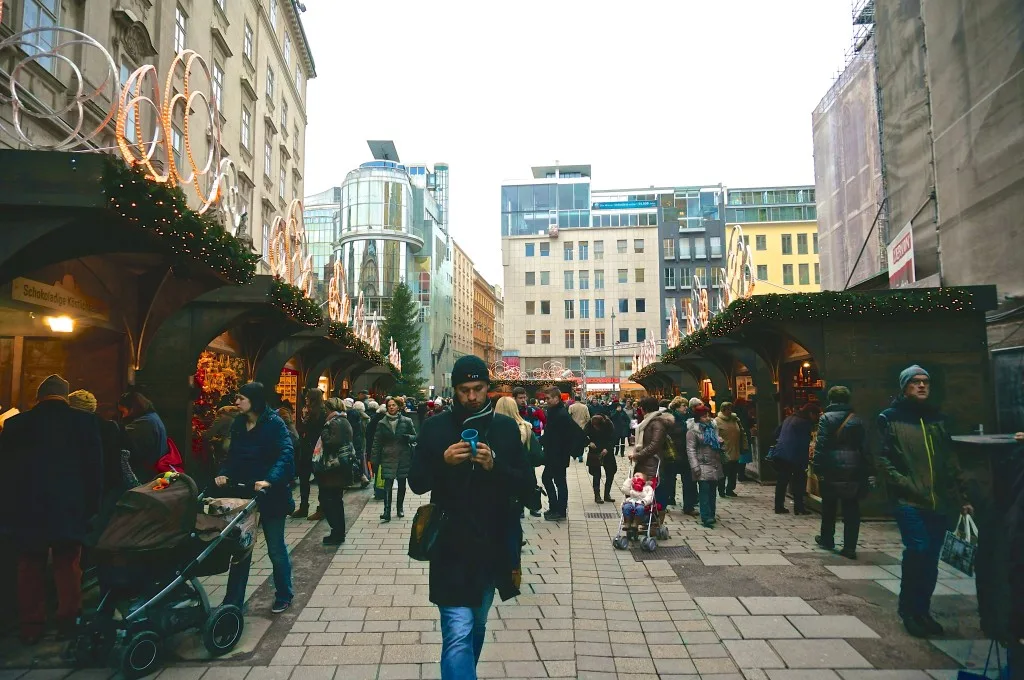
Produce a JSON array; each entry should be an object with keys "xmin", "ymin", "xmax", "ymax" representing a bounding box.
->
[
  {"xmin": 956, "ymin": 639, "xmax": 1005, "ymax": 679},
  {"xmin": 408, "ymin": 503, "xmax": 447, "ymax": 561},
  {"xmin": 941, "ymin": 512, "xmax": 979, "ymax": 577},
  {"xmin": 374, "ymin": 464, "xmax": 385, "ymax": 490}
]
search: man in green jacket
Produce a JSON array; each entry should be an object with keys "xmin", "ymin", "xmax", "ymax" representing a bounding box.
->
[{"xmin": 878, "ymin": 365, "xmax": 973, "ymax": 639}]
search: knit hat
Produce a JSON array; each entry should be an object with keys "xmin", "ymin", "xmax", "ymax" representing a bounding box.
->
[
  {"xmin": 68, "ymin": 389, "xmax": 98, "ymax": 412},
  {"xmin": 899, "ymin": 365, "xmax": 929, "ymax": 391},
  {"xmin": 693, "ymin": 404, "xmax": 710, "ymax": 417},
  {"xmin": 238, "ymin": 381, "xmax": 267, "ymax": 413},
  {"xmin": 37, "ymin": 374, "xmax": 69, "ymax": 401},
  {"xmin": 451, "ymin": 355, "xmax": 489, "ymax": 387}
]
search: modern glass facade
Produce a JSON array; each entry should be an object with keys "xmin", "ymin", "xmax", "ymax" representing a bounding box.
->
[
  {"xmin": 500, "ymin": 181, "xmax": 591, "ymax": 236},
  {"xmin": 725, "ymin": 187, "xmax": 817, "ymax": 223},
  {"xmin": 303, "ymin": 186, "xmax": 341, "ymax": 297}
]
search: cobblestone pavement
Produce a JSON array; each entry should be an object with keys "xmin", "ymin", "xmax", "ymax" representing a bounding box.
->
[{"xmin": 0, "ymin": 458, "xmax": 1004, "ymax": 679}]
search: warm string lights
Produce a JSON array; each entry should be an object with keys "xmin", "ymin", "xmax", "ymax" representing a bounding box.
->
[
  {"xmin": 326, "ymin": 321, "xmax": 395, "ymax": 371},
  {"xmin": 631, "ymin": 338, "xmax": 659, "ymax": 374},
  {"xmin": 327, "ymin": 259, "xmax": 351, "ymax": 324},
  {"xmin": 268, "ymin": 200, "xmax": 315, "ymax": 299},
  {"xmin": 268, "ymin": 278, "xmax": 322, "ymax": 327},
  {"xmin": 667, "ymin": 304, "xmax": 682, "ymax": 348},
  {"xmin": 388, "ymin": 337, "xmax": 402, "ymax": 373}
]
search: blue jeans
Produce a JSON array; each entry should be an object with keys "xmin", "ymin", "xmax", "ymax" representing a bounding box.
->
[
  {"xmin": 224, "ymin": 515, "xmax": 293, "ymax": 607},
  {"xmin": 891, "ymin": 504, "xmax": 949, "ymax": 617},
  {"xmin": 697, "ymin": 480, "xmax": 717, "ymax": 524},
  {"xmin": 439, "ymin": 586, "xmax": 496, "ymax": 680}
]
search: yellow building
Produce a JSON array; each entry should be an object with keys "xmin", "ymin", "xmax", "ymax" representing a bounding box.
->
[{"xmin": 725, "ymin": 187, "xmax": 820, "ymax": 294}]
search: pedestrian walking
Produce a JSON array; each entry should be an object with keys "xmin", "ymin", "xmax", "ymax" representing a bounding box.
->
[
  {"xmin": 513, "ymin": 386, "xmax": 545, "ymax": 436},
  {"xmin": 293, "ymin": 388, "xmax": 326, "ymax": 520},
  {"xmin": 217, "ymin": 382, "xmax": 296, "ymax": 614},
  {"xmin": 878, "ymin": 365, "xmax": 972, "ymax": 638},
  {"xmin": 0, "ymin": 375, "xmax": 103, "ymax": 644},
  {"xmin": 771, "ymin": 404, "xmax": 820, "ymax": 515},
  {"xmin": 715, "ymin": 402, "xmax": 748, "ymax": 498},
  {"xmin": 408, "ymin": 356, "xmax": 534, "ymax": 680},
  {"xmin": 541, "ymin": 387, "xmax": 584, "ymax": 520},
  {"xmin": 813, "ymin": 386, "xmax": 873, "ymax": 559},
  {"xmin": 317, "ymin": 397, "xmax": 354, "ymax": 545},
  {"xmin": 685, "ymin": 403, "xmax": 725, "ymax": 527},
  {"xmin": 632, "ymin": 396, "xmax": 672, "ymax": 481},
  {"xmin": 610, "ymin": 401, "xmax": 631, "ymax": 457},
  {"xmin": 584, "ymin": 414, "xmax": 618, "ymax": 503},
  {"xmin": 349, "ymin": 400, "xmax": 371, "ymax": 487},
  {"xmin": 371, "ymin": 396, "xmax": 417, "ymax": 522}
]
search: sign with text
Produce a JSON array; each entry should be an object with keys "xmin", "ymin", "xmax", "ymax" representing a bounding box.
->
[
  {"xmin": 592, "ymin": 200, "xmax": 657, "ymax": 210},
  {"xmin": 11, "ymin": 276, "xmax": 109, "ymax": 320},
  {"xmin": 887, "ymin": 222, "xmax": 916, "ymax": 288}
]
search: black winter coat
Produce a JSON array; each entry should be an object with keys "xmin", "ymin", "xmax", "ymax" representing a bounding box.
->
[
  {"xmin": 584, "ymin": 420, "xmax": 618, "ymax": 472},
  {"xmin": 541, "ymin": 402, "xmax": 584, "ymax": 468},
  {"xmin": 408, "ymin": 408, "xmax": 534, "ymax": 608},
  {"xmin": 220, "ymin": 408, "xmax": 296, "ymax": 517},
  {"xmin": 610, "ymin": 409, "xmax": 631, "ymax": 439},
  {"xmin": 772, "ymin": 414, "xmax": 816, "ymax": 467},
  {"xmin": 0, "ymin": 399, "xmax": 103, "ymax": 545},
  {"xmin": 812, "ymin": 405, "xmax": 871, "ymax": 499}
]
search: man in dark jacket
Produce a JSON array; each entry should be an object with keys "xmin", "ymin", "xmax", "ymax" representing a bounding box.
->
[
  {"xmin": 772, "ymin": 404, "xmax": 820, "ymax": 515},
  {"xmin": 513, "ymin": 386, "xmax": 544, "ymax": 436},
  {"xmin": 409, "ymin": 356, "xmax": 533, "ymax": 680},
  {"xmin": 541, "ymin": 386, "xmax": 584, "ymax": 521},
  {"xmin": 0, "ymin": 375, "xmax": 103, "ymax": 644},
  {"xmin": 878, "ymin": 365, "xmax": 971, "ymax": 638}
]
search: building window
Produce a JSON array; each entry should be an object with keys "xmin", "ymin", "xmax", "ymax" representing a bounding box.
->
[
  {"xmin": 595, "ymin": 299, "xmax": 605, "ymax": 319},
  {"xmin": 617, "ymin": 269, "xmax": 627, "ymax": 284},
  {"xmin": 526, "ymin": 301, "xmax": 535, "ymax": 315},
  {"xmin": 594, "ymin": 240, "xmax": 604, "ymax": 260},
  {"xmin": 564, "ymin": 271, "xmax": 574, "ymax": 290},
  {"xmin": 262, "ymin": 218, "xmax": 269, "ymax": 257},
  {"xmin": 243, "ymin": 22, "xmax": 254, "ymax": 61},
  {"xmin": 540, "ymin": 271, "xmax": 550, "ymax": 286},
  {"xmin": 618, "ymin": 299, "xmax": 628, "ymax": 314},
  {"xmin": 797, "ymin": 233, "xmax": 808, "ymax": 255},
  {"xmin": 541, "ymin": 301, "xmax": 550, "ymax": 315},
  {"xmin": 22, "ymin": 0, "xmax": 61, "ymax": 70},
  {"xmin": 525, "ymin": 243, "xmax": 534, "ymax": 257},
  {"xmin": 264, "ymin": 139, "xmax": 272, "ymax": 176},
  {"xmin": 594, "ymin": 270, "xmax": 604, "ymax": 289},
  {"xmin": 579, "ymin": 241, "xmax": 589, "ymax": 261},
  {"xmin": 634, "ymin": 239, "xmax": 644, "ymax": 253},
  {"xmin": 174, "ymin": 5, "xmax": 187, "ymax": 53},
  {"xmin": 635, "ymin": 268, "xmax": 645, "ymax": 283},
  {"xmin": 279, "ymin": 168, "xmax": 286, "ymax": 199},
  {"xmin": 680, "ymin": 267, "xmax": 693, "ymax": 288},
  {"xmin": 799, "ymin": 263, "xmax": 810, "ymax": 285},
  {"xmin": 580, "ymin": 299, "xmax": 590, "ymax": 319},
  {"xmin": 525, "ymin": 272, "xmax": 535, "ymax": 286},
  {"xmin": 580, "ymin": 330, "xmax": 590, "ymax": 349},
  {"xmin": 636, "ymin": 298, "xmax": 646, "ymax": 313},
  {"xmin": 596, "ymin": 330, "xmax": 606, "ymax": 347},
  {"xmin": 526, "ymin": 331, "xmax": 535, "ymax": 344},
  {"xmin": 757, "ymin": 264, "xmax": 768, "ymax": 281},
  {"xmin": 709, "ymin": 237, "xmax": 722, "ymax": 258},
  {"xmin": 541, "ymin": 330, "xmax": 550, "ymax": 344},
  {"xmin": 617, "ymin": 239, "xmax": 627, "ymax": 254},
  {"xmin": 564, "ymin": 300, "xmax": 574, "ymax": 319},
  {"xmin": 281, "ymin": 98, "xmax": 288, "ymax": 129},
  {"xmin": 637, "ymin": 328, "xmax": 647, "ymax": 342},
  {"xmin": 270, "ymin": 0, "xmax": 278, "ymax": 26},
  {"xmin": 694, "ymin": 238, "xmax": 706, "ymax": 259},
  {"xmin": 814, "ymin": 263, "xmax": 820, "ymax": 284},
  {"xmin": 266, "ymin": 66, "xmax": 275, "ymax": 99},
  {"xmin": 664, "ymin": 267, "xmax": 676, "ymax": 288},
  {"xmin": 563, "ymin": 242, "xmax": 573, "ymax": 261},
  {"xmin": 212, "ymin": 62, "xmax": 224, "ymax": 109},
  {"xmin": 813, "ymin": 232, "xmax": 819, "ymax": 254},
  {"xmin": 619, "ymin": 328, "xmax": 629, "ymax": 343},
  {"xmin": 663, "ymin": 238, "xmax": 675, "ymax": 259},
  {"xmin": 284, "ymin": 32, "xmax": 292, "ymax": 67},
  {"xmin": 171, "ymin": 125, "xmax": 184, "ymax": 168},
  {"xmin": 119, "ymin": 61, "xmax": 138, "ymax": 142},
  {"xmin": 755, "ymin": 234, "xmax": 767, "ymax": 251},
  {"xmin": 579, "ymin": 270, "xmax": 589, "ymax": 290},
  {"xmin": 677, "ymin": 238, "xmax": 691, "ymax": 260},
  {"xmin": 539, "ymin": 242, "xmax": 549, "ymax": 257},
  {"xmin": 783, "ymin": 264, "xmax": 794, "ymax": 286},
  {"xmin": 781, "ymin": 234, "xmax": 792, "ymax": 255},
  {"xmin": 565, "ymin": 330, "xmax": 575, "ymax": 349}
]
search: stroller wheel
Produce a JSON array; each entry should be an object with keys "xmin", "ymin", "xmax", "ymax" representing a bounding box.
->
[
  {"xmin": 113, "ymin": 630, "xmax": 161, "ymax": 680},
  {"xmin": 612, "ymin": 536, "xmax": 628, "ymax": 550},
  {"xmin": 203, "ymin": 605, "xmax": 245, "ymax": 656},
  {"xmin": 657, "ymin": 526, "xmax": 670, "ymax": 540},
  {"xmin": 642, "ymin": 537, "xmax": 657, "ymax": 552}
]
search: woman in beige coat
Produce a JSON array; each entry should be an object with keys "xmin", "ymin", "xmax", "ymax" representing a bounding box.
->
[{"xmin": 714, "ymin": 402, "xmax": 747, "ymax": 498}]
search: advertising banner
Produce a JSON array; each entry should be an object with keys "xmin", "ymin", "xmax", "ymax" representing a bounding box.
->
[{"xmin": 886, "ymin": 221, "xmax": 916, "ymax": 287}]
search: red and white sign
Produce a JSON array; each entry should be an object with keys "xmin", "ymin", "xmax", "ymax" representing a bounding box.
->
[{"xmin": 887, "ymin": 222, "xmax": 916, "ymax": 288}]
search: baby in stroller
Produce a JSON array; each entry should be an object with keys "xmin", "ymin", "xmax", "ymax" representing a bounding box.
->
[{"xmin": 620, "ymin": 472, "xmax": 655, "ymax": 537}]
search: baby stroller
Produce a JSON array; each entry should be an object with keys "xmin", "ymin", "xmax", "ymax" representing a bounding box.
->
[
  {"xmin": 65, "ymin": 474, "xmax": 261, "ymax": 679},
  {"xmin": 612, "ymin": 458, "xmax": 670, "ymax": 552}
]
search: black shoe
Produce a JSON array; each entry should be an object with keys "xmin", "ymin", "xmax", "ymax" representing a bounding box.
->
[
  {"xmin": 775, "ymin": 508, "xmax": 790, "ymax": 514},
  {"xmin": 838, "ymin": 548, "xmax": 857, "ymax": 560},
  {"xmin": 794, "ymin": 509, "xmax": 812, "ymax": 515},
  {"xmin": 683, "ymin": 508, "xmax": 698, "ymax": 517},
  {"xmin": 544, "ymin": 511, "xmax": 565, "ymax": 521},
  {"xmin": 397, "ymin": 508, "xmax": 405, "ymax": 518},
  {"xmin": 595, "ymin": 494, "xmax": 604, "ymax": 504},
  {"xmin": 814, "ymin": 535, "xmax": 835, "ymax": 550},
  {"xmin": 604, "ymin": 493, "xmax": 614, "ymax": 503},
  {"xmin": 290, "ymin": 505, "xmax": 309, "ymax": 519},
  {"xmin": 725, "ymin": 491, "xmax": 739, "ymax": 497},
  {"xmin": 919, "ymin": 613, "xmax": 944, "ymax": 635},
  {"xmin": 718, "ymin": 492, "xmax": 727, "ymax": 498},
  {"xmin": 380, "ymin": 513, "xmax": 391, "ymax": 523},
  {"xmin": 271, "ymin": 599, "xmax": 291, "ymax": 614},
  {"xmin": 902, "ymin": 614, "xmax": 931, "ymax": 638},
  {"xmin": 322, "ymin": 534, "xmax": 345, "ymax": 546}
]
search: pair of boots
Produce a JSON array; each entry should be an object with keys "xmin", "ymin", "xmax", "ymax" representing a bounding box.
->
[
  {"xmin": 594, "ymin": 482, "xmax": 614, "ymax": 504},
  {"xmin": 380, "ymin": 480, "xmax": 406, "ymax": 523},
  {"xmin": 290, "ymin": 504, "xmax": 322, "ymax": 520}
]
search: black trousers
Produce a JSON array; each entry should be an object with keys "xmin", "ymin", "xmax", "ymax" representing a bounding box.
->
[
  {"xmin": 296, "ymin": 445, "xmax": 314, "ymax": 508},
  {"xmin": 590, "ymin": 458, "xmax": 616, "ymax": 498},
  {"xmin": 819, "ymin": 489, "xmax": 861, "ymax": 549},
  {"xmin": 773, "ymin": 459, "xmax": 807, "ymax": 512},
  {"xmin": 319, "ymin": 486, "xmax": 346, "ymax": 538},
  {"xmin": 542, "ymin": 465, "xmax": 568, "ymax": 513},
  {"xmin": 383, "ymin": 477, "xmax": 406, "ymax": 515},
  {"xmin": 718, "ymin": 461, "xmax": 739, "ymax": 495}
]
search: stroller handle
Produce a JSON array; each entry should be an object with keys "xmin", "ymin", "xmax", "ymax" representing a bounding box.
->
[{"xmin": 201, "ymin": 478, "xmax": 269, "ymax": 501}]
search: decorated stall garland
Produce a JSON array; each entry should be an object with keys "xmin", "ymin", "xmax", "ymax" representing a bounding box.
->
[
  {"xmin": 633, "ymin": 288, "xmax": 979, "ymax": 382},
  {"xmin": 269, "ymin": 278, "xmax": 323, "ymax": 327},
  {"xmin": 327, "ymin": 321, "xmax": 396, "ymax": 372},
  {"xmin": 102, "ymin": 156, "xmax": 259, "ymax": 284}
]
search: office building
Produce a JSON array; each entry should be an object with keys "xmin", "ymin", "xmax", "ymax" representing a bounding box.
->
[
  {"xmin": 452, "ymin": 241, "xmax": 475, "ymax": 358},
  {"xmin": 725, "ymin": 186, "xmax": 820, "ymax": 294},
  {"xmin": 302, "ymin": 186, "xmax": 340, "ymax": 295}
]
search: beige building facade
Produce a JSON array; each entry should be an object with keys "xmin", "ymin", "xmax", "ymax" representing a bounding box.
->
[
  {"xmin": 452, "ymin": 240, "xmax": 474, "ymax": 358},
  {"xmin": 472, "ymin": 270, "xmax": 498, "ymax": 364},
  {"xmin": 493, "ymin": 283, "xmax": 504, "ymax": 361}
]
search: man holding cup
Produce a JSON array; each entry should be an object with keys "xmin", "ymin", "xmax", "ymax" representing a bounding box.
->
[{"xmin": 409, "ymin": 356, "xmax": 535, "ymax": 680}]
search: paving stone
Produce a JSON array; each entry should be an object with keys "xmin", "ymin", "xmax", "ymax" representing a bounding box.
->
[
  {"xmin": 381, "ymin": 644, "xmax": 441, "ymax": 663},
  {"xmin": 543, "ymin": 660, "xmax": 576, "ymax": 677},
  {"xmin": 698, "ymin": 553, "xmax": 740, "ymax": 566},
  {"xmin": 652, "ymin": 658, "xmax": 699, "ymax": 675},
  {"xmin": 695, "ymin": 597, "xmax": 748, "ymax": 616},
  {"xmin": 243, "ymin": 669, "xmax": 294, "ymax": 680},
  {"xmin": 767, "ymin": 672, "xmax": 842, "ymax": 680},
  {"xmin": 375, "ymin": 665, "xmax": 419, "ymax": 680},
  {"xmin": 576, "ymin": 655, "xmax": 616, "ymax": 672},
  {"xmin": 769, "ymin": 639, "xmax": 873, "ymax": 668},
  {"xmin": 724, "ymin": 640, "xmax": 786, "ymax": 668},
  {"xmin": 731, "ymin": 616, "xmax": 802, "ymax": 639},
  {"xmin": 787, "ymin": 615, "xmax": 880, "ymax": 639},
  {"xmin": 693, "ymin": 657, "xmax": 739, "ymax": 674},
  {"xmin": 300, "ymin": 645, "xmax": 382, "ymax": 665},
  {"xmin": 282, "ymin": 668, "xmax": 334, "ymax": 680},
  {"xmin": 733, "ymin": 553, "xmax": 793, "ymax": 566},
  {"xmin": 685, "ymin": 642, "xmax": 730, "ymax": 658},
  {"xmin": 739, "ymin": 597, "xmax": 818, "ymax": 616},
  {"xmin": 198, "ymin": 670, "xmax": 251, "ymax": 680},
  {"xmin": 837, "ymin": 672, "xmax": 934, "ymax": 679},
  {"xmin": 477, "ymin": 642, "xmax": 539, "ymax": 662},
  {"xmin": 825, "ymin": 565, "xmax": 893, "ymax": 580},
  {"xmin": 156, "ymin": 670, "xmax": 206, "ymax": 680},
  {"xmin": 614, "ymin": 656, "xmax": 657, "ymax": 673},
  {"xmin": 270, "ymin": 647, "xmax": 305, "ymax": 666}
]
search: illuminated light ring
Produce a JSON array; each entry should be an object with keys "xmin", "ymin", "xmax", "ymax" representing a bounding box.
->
[
  {"xmin": 215, "ymin": 158, "xmax": 246, "ymax": 232},
  {"xmin": 725, "ymin": 225, "xmax": 756, "ymax": 301},
  {"xmin": 684, "ymin": 298, "xmax": 696, "ymax": 336},
  {"xmin": 269, "ymin": 200, "xmax": 313, "ymax": 296},
  {"xmin": 0, "ymin": 27, "xmax": 119, "ymax": 150},
  {"xmin": 327, "ymin": 260, "xmax": 350, "ymax": 324},
  {"xmin": 698, "ymin": 288, "xmax": 710, "ymax": 328}
]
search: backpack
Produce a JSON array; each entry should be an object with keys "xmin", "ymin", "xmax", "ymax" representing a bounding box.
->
[{"xmin": 526, "ymin": 432, "xmax": 544, "ymax": 467}]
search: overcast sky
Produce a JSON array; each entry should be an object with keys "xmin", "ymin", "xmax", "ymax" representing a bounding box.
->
[{"xmin": 301, "ymin": 0, "xmax": 853, "ymax": 285}]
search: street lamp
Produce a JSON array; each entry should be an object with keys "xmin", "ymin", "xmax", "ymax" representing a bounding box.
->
[{"xmin": 611, "ymin": 312, "xmax": 617, "ymax": 395}]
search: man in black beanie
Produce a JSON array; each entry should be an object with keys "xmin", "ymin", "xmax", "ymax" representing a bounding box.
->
[{"xmin": 409, "ymin": 355, "xmax": 534, "ymax": 679}]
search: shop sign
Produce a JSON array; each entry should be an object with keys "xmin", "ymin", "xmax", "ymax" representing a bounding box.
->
[
  {"xmin": 11, "ymin": 276, "xmax": 109, "ymax": 321},
  {"xmin": 592, "ymin": 200, "xmax": 657, "ymax": 210},
  {"xmin": 887, "ymin": 221, "xmax": 916, "ymax": 288}
]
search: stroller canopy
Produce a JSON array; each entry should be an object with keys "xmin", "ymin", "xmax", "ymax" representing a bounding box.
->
[{"xmin": 94, "ymin": 474, "xmax": 200, "ymax": 555}]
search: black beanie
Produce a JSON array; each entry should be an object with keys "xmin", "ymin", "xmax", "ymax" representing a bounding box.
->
[
  {"xmin": 452, "ymin": 355, "xmax": 489, "ymax": 387},
  {"xmin": 238, "ymin": 381, "xmax": 267, "ymax": 413}
]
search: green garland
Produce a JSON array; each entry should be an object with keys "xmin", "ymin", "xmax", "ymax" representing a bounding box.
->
[
  {"xmin": 269, "ymin": 278, "xmax": 323, "ymax": 327},
  {"xmin": 655, "ymin": 288, "xmax": 978, "ymax": 370},
  {"xmin": 102, "ymin": 156, "xmax": 258, "ymax": 284},
  {"xmin": 631, "ymin": 365, "xmax": 657, "ymax": 383},
  {"xmin": 327, "ymin": 321, "xmax": 395, "ymax": 371}
]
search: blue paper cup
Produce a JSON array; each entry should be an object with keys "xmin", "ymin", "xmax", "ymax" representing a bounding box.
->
[{"xmin": 461, "ymin": 428, "xmax": 479, "ymax": 457}]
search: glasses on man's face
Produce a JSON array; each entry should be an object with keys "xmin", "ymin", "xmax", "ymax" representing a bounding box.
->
[{"xmin": 909, "ymin": 378, "xmax": 930, "ymax": 387}]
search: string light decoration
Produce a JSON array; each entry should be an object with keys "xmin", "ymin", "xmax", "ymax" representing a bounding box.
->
[
  {"xmin": 667, "ymin": 303, "xmax": 682, "ymax": 348},
  {"xmin": 725, "ymin": 225, "xmax": 756, "ymax": 301},
  {"xmin": 327, "ymin": 321, "xmax": 396, "ymax": 371},
  {"xmin": 102, "ymin": 156, "xmax": 258, "ymax": 283},
  {"xmin": 489, "ymin": 360, "xmax": 578, "ymax": 383},
  {"xmin": 268, "ymin": 200, "xmax": 315, "ymax": 299},
  {"xmin": 326, "ymin": 259, "xmax": 351, "ymax": 324},
  {"xmin": 268, "ymin": 278, "xmax": 322, "ymax": 327},
  {"xmin": 388, "ymin": 337, "xmax": 402, "ymax": 373}
]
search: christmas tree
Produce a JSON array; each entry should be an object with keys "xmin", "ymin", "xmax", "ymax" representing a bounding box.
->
[{"xmin": 382, "ymin": 281, "xmax": 425, "ymax": 394}]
